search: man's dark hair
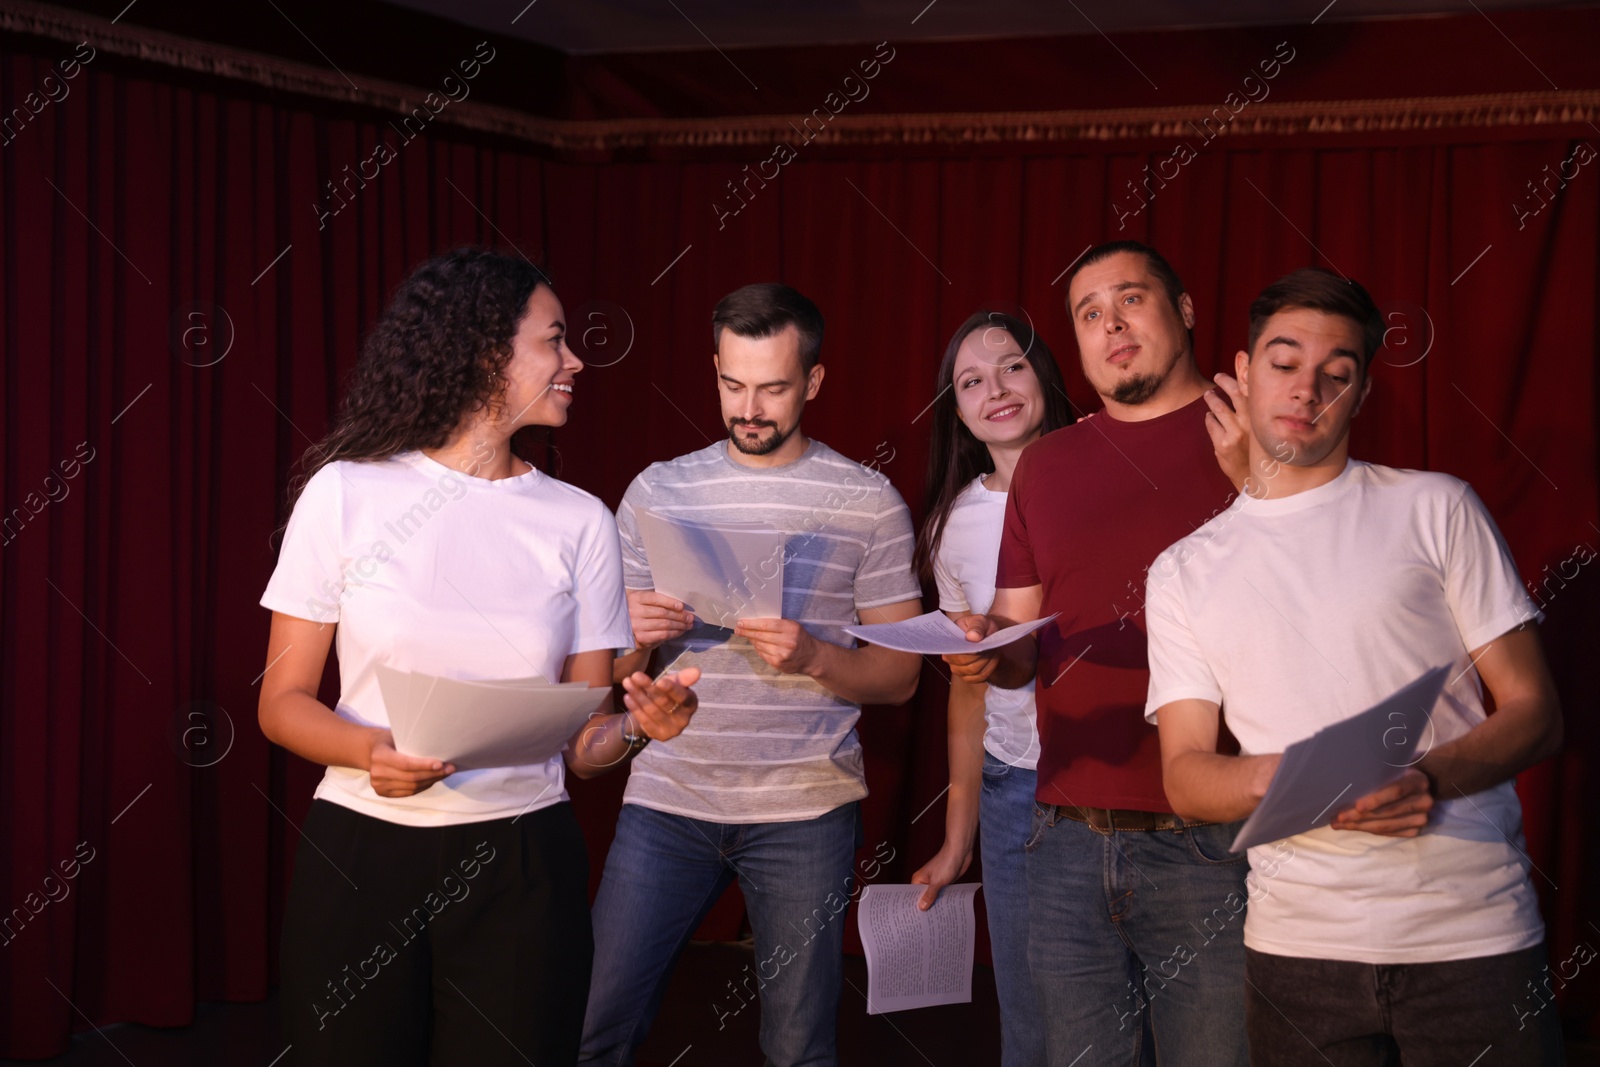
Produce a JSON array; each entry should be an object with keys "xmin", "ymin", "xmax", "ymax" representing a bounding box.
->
[
  {"xmin": 1064, "ymin": 240, "xmax": 1187, "ymax": 316},
  {"xmin": 1247, "ymin": 268, "xmax": 1384, "ymax": 374},
  {"xmin": 712, "ymin": 283, "xmax": 825, "ymax": 371}
]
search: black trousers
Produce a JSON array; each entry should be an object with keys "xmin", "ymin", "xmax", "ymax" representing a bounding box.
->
[
  {"xmin": 1245, "ymin": 944, "xmax": 1564, "ymax": 1066},
  {"xmin": 280, "ymin": 799, "xmax": 593, "ymax": 1067}
]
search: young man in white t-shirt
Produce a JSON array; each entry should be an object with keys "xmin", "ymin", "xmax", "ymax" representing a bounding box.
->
[{"xmin": 1143, "ymin": 267, "xmax": 1564, "ymax": 1064}]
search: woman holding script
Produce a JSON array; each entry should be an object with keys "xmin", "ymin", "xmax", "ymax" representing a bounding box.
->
[
  {"xmin": 257, "ymin": 248, "xmax": 698, "ymax": 1067},
  {"xmin": 910, "ymin": 311, "xmax": 1073, "ymax": 1067}
]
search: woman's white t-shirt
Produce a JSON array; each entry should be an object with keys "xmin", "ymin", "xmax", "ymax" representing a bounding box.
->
[
  {"xmin": 933, "ymin": 476, "xmax": 1039, "ymax": 770},
  {"xmin": 260, "ymin": 451, "xmax": 634, "ymax": 827}
]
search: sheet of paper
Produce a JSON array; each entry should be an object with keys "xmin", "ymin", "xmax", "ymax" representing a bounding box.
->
[
  {"xmin": 857, "ymin": 883, "xmax": 981, "ymax": 1014},
  {"xmin": 842, "ymin": 610, "xmax": 1058, "ymax": 655},
  {"xmin": 635, "ymin": 509, "xmax": 786, "ymax": 627},
  {"xmin": 1230, "ymin": 665, "xmax": 1452, "ymax": 852},
  {"xmin": 465, "ymin": 675, "xmax": 553, "ymax": 688},
  {"xmin": 373, "ymin": 665, "xmax": 610, "ymax": 770},
  {"xmin": 375, "ymin": 663, "xmax": 424, "ymax": 739}
]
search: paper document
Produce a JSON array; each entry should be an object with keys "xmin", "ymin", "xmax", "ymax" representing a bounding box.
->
[
  {"xmin": 842, "ymin": 610, "xmax": 1058, "ymax": 655},
  {"xmin": 1230, "ymin": 665, "xmax": 1452, "ymax": 852},
  {"xmin": 858, "ymin": 883, "xmax": 981, "ymax": 1014},
  {"xmin": 374, "ymin": 664, "xmax": 609, "ymax": 771},
  {"xmin": 635, "ymin": 509, "xmax": 785, "ymax": 627}
]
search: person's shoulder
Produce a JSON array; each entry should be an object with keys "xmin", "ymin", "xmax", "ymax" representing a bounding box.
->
[
  {"xmin": 1010, "ymin": 422, "xmax": 1091, "ymax": 489},
  {"xmin": 301, "ymin": 460, "xmax": 348, "ymax": 492},
  {"xmin": 527, "ymin": 476, "xmax": 620, "ymax": 547},
  {"xmin": 1029, "ymin": 419, "xmax": 1100, "ymax": 460},
  {"xmin": 626, "ymin": 444, "xmax": 723, "ymax": 493},
  {"xmin": 951, "ymin": 475, "xmax": 988, "ymax": 506},
  {"xmin": 539, "ymin": 472, "xmax": 609, "ymax": 513},
  {"xmin": 805, "ymin": 439, "xmax": 894, "ymax": 487},
  {"xmin": 1352, "ymin": 461, "xmax": 1471, "ymax": 506},
  {"xmin": 319, "ymin": 455, "xmax": 395, "ymax": 481},
  {"xmin": 1150, "ymin": 496, "xmax": 1244, "ymax": 577},
  {"xmin": 301, "ymin": 455, "xmax": 405, "ymax": 498},
  {"xmin": 286, "ymin": 462, "xmax": 347, "ymax": 520},
  {"xmin": 945, "ymin": 476, "xmax": 998, "ymax": 520}
]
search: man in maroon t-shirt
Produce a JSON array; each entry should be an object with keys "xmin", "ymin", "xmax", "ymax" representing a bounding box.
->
[{"xmin": 949, "ymin": 242, "xmax": 1249, "ymax": 1067}]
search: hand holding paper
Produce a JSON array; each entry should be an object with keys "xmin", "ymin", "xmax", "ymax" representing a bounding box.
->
[
  {"xmin": 627, "ymin": 588, "xmax": 696, "ymax": 650},
  {"xmin": 366, "ymin": 730, "xmax": 456, "ymax": 799},
  {"xmin": 733, "ymin": 616, "xmax": 824, "ymax": 675},
  {"xmin": 858, "ymin": 883, "xmax": 981, "ymax": 1014},
  {"xmin": 842, "ymin": 610, "xmax": 1056, "ymax": 656},
  {"xmin": 1328, "ymin": 767, "xmax": 1434, "ymax": 837},
  {"xmin": 374, "ymin": 664, "xmax": 610, "ymax": 772},
  {"xmin": 1230, "ymin": 665, "xmax": 1450, "ymax": 852},
  {"xmin": 635, "ymin": 509, "xmax": 785, "ymax": 627}
]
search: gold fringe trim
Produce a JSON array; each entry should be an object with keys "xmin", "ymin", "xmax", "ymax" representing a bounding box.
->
[{"xmin": 5, "ymin": 0, "xmax": 1597, "ymax": 152}]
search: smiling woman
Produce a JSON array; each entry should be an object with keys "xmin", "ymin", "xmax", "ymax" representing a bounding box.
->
[
  {"xmin": 909, "ymin": 310, "xmax": 1073, "ymax": 1067},
  {"xmin": 255, "ymin": 248, "xmax": 702, "ymax": 1067}
]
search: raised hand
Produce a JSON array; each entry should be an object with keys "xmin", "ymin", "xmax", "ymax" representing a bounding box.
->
[
  {"xmin": 621, "ymin": 666, "xmax": 702, "ymax": 741},
  {"xmin": 1204, "ymin": 373, "xmax": 1251, "ymax": 492}
]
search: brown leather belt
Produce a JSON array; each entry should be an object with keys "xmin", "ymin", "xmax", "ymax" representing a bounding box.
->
[{"xmin": 1053, "ymin": 804, "xmax": 1209, "ymax": 832}]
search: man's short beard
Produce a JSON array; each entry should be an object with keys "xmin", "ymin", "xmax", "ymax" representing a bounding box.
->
[
  {"xmin": 727, "ymin": 419, "xmax": 791, "ymax": 456},
  {"xmin": 1110, "ymin": 374, "xmax": 1163, "ymax": 406}
]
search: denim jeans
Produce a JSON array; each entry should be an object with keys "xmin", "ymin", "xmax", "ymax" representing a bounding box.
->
[
  {"xmin": 980, "ymin": 754, "xmax": 1048, "ymax": 1067},
  {"xmin": 1025, "ymin": 804, "xmax": 1250, "ymax": 1067},
  {"xmin": 1245, "ymin": 945, "xmax": 1564, "ymax": 1066},
  {"xmin": 579, "ymin": 801, "xmax": 860, "ymax": 1067}
]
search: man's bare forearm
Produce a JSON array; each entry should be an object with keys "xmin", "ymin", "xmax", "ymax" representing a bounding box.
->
[
  {"xmin": 1165, "ymin": 750, "xmax": 1277, "ymax": 823},
  {"xmin": 1419, "ymin": 696, "xmax": 1562, "ymax": 799},
  {"xmin": 807, "ymin": 640, "xmax": 920, "ymax": 705}
]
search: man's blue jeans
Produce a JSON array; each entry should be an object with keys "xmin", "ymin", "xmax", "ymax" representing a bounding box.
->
[
  {"xmin": 1024, "ymin": 804, "xmax": 1250, "ymax": 1067},
  {"xmin": 980, "ymin": 754, "xmax": 1048, "ymax": 1067},
  {"xmin": 579, "ymin": 801, "xmax": 860, "ymax": 1067}
]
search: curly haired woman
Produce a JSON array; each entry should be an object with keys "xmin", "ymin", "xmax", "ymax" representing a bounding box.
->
[{"xmin": 257, "ymin": 248, "xmax": 699, "ymax": 1066}]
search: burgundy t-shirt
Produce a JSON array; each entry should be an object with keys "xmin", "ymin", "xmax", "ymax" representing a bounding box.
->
[{"xmin": 997, "ymin": 395, "xmax": 1236, "ymax": 812}]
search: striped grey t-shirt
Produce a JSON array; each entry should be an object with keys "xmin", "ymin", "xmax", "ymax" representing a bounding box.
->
[{"xmin": 616, "ymin": 439, "xmax": 920, "ymax": 822}]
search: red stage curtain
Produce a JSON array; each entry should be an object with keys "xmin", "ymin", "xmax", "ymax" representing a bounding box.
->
[{"xmin": 2, "ymin": 26, "xmax": 1597, "ymax": 1060}]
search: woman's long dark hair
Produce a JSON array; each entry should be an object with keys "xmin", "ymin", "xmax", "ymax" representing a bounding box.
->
[
  {"xmin": 286, "ymin": 248, "xmax": 547, "ymax": 508},
  {"xmin": 912, "ymin": 311, "xmax": 1074, "ymax": 583}
]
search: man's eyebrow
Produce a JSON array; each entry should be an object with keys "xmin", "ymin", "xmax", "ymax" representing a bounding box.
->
[
  {"xmin": 720, "ymin": 373, "xmax": 791, "ymax": 388},
  {"xmin": 1072, "ymin": 280, "xmax": 1147, "ymax": 316},
  {"xmin": 1262, "ymin": 337, "xmax": 1360, "ymax": 362}
]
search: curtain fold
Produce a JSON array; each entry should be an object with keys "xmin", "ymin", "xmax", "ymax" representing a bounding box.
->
[{"xmin": 2, "ymin": 30, "xmax": 1597, "ymax": 1059}]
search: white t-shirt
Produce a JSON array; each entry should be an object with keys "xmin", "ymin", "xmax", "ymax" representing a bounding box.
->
[
  {"xmin": 1144, "ymin": 460, "xmax": 1545, "ymax": 964},
  {"xmin": 260, "ymin": 452, "xmax": 634, "ymax": 828},
  {"xmin": 933, "ymin": 476, "xmax": 1039, "ymax": 770}
]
